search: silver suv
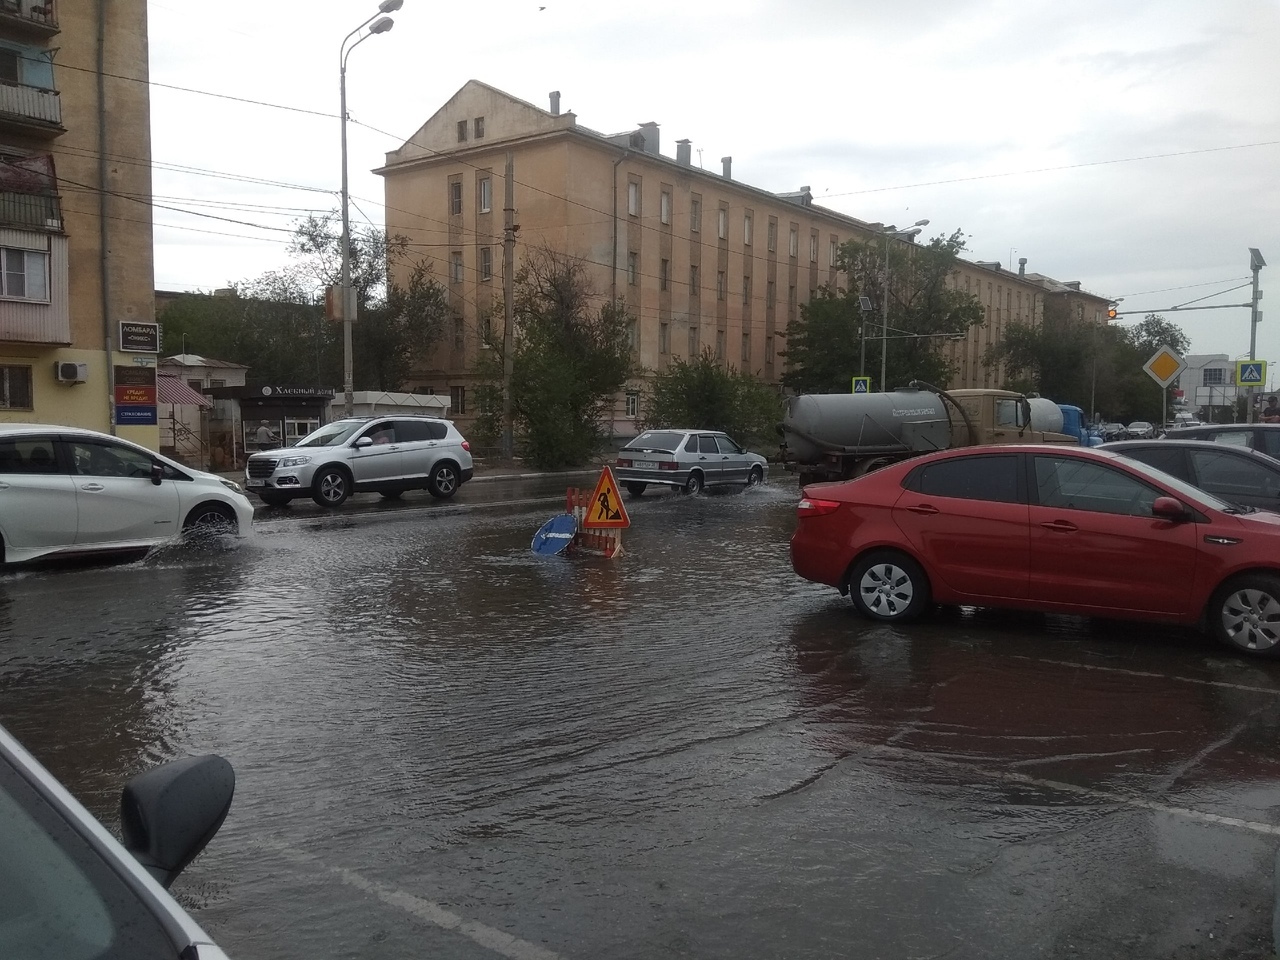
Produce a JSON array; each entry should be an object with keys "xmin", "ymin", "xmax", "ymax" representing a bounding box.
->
[{"xmin": 245, "ymin": 416, "xmax": 474, "ymax": 507}]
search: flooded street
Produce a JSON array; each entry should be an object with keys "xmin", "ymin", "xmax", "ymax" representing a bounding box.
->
[{"xmin": 3, "ymin": 480, "xmax": 1280, "ymax": 958}]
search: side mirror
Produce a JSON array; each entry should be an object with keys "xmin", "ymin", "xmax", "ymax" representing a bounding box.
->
[
  {"xmin": 354, "ymin": 436, "xmax": 373, "ymax": 448},
  {"xmin": 1152, "ymin": 496, "xmax": 1189, "ymax": 521},
  {"xmin": 150, "ymin": 462, "xmax": 164, "ymax": 485},
  {"xmin": 120, "ymin": 755, "xmax": 235, "ymax": 889}
]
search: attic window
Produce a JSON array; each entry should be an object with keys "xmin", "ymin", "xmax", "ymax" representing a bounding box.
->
[
  {"xmin": 474, "ymin": 116, "xmax": 485, "ymax": 138},
  {"xmin": 456, "ymin": 120, "xmax": 468, "ymax": 143}
]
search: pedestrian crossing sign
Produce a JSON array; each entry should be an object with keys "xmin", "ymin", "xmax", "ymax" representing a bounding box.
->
[
  {"xmin": 852, "ymin": 376, "xmax": 871, "ymax": 394},
  {"xmin": 582, "ymin": 465, "xmax": 630, "ymax": 529},
  {"xmin": 1236, "ymin": 360, "xmax": 1267, "ymax": 386}
]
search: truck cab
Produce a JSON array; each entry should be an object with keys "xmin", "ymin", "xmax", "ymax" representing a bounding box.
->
[{"xmin": 945, "ymin": 389, "xmax": 1078, "ymax": 448}]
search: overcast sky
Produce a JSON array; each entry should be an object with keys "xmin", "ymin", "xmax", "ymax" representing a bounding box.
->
[{"xmin": 146, "ymin": 0, "xmax": 1280, "ymax": 381}]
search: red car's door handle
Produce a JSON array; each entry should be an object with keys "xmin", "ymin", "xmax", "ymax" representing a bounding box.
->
[
  {"xmin": 1040, "ymin": 519, "xmax": 1078, "ymax": 532},
  {"xmin": 904, "ymin": 503, "xmax": 939, "ymax": 515}
]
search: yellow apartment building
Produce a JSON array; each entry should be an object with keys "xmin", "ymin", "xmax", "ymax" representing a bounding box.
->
[
  {"xmin": 0, "ymin": 0, "xmax": 158, "ymax": 447},
  {"xmin": 378, "ymin": 81, "xmax": 1110, "ymax": 434}
]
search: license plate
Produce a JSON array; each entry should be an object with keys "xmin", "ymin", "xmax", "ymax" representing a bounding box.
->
[
  {"xmin": 246, "ymin": 478, "xmax": 266, "ymax": 488},
  {"xmin": 633, "ymin": 460, "xmax": 657, "ymax": 469}
]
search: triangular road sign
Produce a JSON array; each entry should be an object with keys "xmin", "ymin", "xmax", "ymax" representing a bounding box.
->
[{"xmin": 583, "ymin": 465, "xmax": 631, "ymax": 529}]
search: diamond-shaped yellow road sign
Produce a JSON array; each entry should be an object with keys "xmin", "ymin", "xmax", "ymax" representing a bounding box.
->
[{"xmin": 1143, "ymin": 346, "xmax": 1186, "ymax": 388}]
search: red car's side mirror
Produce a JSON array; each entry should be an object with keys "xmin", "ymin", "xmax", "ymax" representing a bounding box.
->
[{"xmin": 1152, "ymin": 496, "xmax": 1189, "ymax": 521}]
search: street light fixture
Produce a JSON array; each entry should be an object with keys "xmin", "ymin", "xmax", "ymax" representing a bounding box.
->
[
  {"xmin": 339, "ymin": 1, "xmax": 401, "ymax": 416},
  {"xmin": 880, "ymin": 219, "xmax": 929, "ymax": 392}
]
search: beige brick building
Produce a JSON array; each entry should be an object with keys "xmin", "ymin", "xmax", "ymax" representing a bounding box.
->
[
  {"xmin": 0, "ymin": 0, "xmax": 157, "ymax": 444},
  {"xmin": 378, "ymin": 81, "xmax": 1110, "ymax": 435}
]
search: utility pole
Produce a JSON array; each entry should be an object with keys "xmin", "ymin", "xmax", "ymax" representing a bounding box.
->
[
  {"xmin": 501, "ymin": 152, "xmax": 516, "ymax": 460},
  {"xmin": 1248, "ymin": 248, "xmax": 1266, "ymax": 423}
]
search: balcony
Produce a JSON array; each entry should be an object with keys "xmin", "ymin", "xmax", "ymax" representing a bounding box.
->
[
  {"xmin": 0, "ymin": 0, "xmax": 58, "ymax": 38},
  {"xmin": 0, "ymin": 80, "xmax": 62, "ymax": 138},
  {"xmin": 0, "ymin": 189, "xmax": 59, "ymax": 230}
]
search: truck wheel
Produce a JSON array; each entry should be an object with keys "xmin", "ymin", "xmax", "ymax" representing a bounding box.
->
[
  {"xmin": 1209, "ymin": 574, "xmax": 1280, "ymax": 657},
  {"xmin": 625, "ymin": 482, "xmax": 647, "ymax": 498},
  {"xmin": 849, "ymin": 550, "xmax": 930, "ymax": 623},
  {"xmin": 683, "ymin": 471, "xmax": 704, "ymax": 495}
]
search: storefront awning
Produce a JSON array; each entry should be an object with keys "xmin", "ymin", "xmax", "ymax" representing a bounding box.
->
[{"xmin": 157, "ymin": 374, "xmax": 212, "ymax": 407}]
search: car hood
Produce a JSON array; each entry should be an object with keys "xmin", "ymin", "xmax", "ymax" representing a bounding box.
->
[{"xmin": 249, "ymin": 446, "xmax": 305, "ymax": 458}]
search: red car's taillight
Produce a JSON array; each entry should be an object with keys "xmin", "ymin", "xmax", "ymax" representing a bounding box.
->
[
  {"xmin": 616, "ymin": 457, "xmax": 632, "ymax": 467},
  {"xmin": 797, "ymin": 497, "xmax": 842, "ymax": 517}
]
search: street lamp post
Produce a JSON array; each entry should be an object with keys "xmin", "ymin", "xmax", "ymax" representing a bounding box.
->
[
  {"xmin": 1248, "ymin": 248, "xmax": 1266, "ymax": 423},
  {"xmin": 339, "ymin": 1, "xmax": 401, "ymax": 417},
  {"xmin": 879, "ymin": 219, "xmax": 929, "ymax": 392}
]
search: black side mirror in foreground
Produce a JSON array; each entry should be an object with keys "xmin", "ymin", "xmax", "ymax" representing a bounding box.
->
[
  {"xmin": 1152, "ymin": 496, "xmax": 1189, "ymax": 521},
  {"xmin": 150, "ymin": 462, "xmax": 164, "ymax": 485},
  {"xmin": 120, "ymin": 755, "xmax": 235, "ymax": 889}
]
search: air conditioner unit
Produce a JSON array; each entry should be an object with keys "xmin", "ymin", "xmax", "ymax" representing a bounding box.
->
[{"xmin": 54, "ymin": 361, "xmax": 87, "ymax": 383}]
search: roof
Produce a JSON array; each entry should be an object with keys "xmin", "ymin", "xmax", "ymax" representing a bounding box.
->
[
  {"xmin": 157, "ymin": 375, "xmax": 212, "ymax": 407},
  {"xmin": 161, "ymin": 354, "xmax": 248, "ymax": 370}
]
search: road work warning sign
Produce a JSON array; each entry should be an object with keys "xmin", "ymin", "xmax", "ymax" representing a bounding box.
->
[{"xmin": 582, "ymin": 465, "xmax": 631, "ymax": 529}]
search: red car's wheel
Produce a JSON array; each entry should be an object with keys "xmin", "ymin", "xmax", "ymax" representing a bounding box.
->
[
  {"xmin": 1210, "ymin": 574, "xmax": 1280, "ymax": 657},
  {"xmin": 849, "ymin": 550, "xmax": 931, "ymax": 623}
]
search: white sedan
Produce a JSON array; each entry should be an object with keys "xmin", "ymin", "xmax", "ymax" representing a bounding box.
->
[{"xmin": 0, "ymin": 423, "xmax": 253, "ymax": 565}]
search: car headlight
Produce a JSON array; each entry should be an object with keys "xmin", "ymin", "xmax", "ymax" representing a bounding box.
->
[
  {"xmin": 278, "ymin": 455, "xmax": 311, "ymax": 468},
  {"xmin": 220, "ymin": 478, "xmax": 244, "ymax": 495}
]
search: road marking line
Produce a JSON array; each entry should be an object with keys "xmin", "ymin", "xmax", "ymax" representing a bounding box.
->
[
  {"xmin": 262, "ymin": 840, "xmax": 566, "ymax": 960},
  {"xmin": 1008, "ymin": 654, "xmax": 1280, "ymax": 697}
]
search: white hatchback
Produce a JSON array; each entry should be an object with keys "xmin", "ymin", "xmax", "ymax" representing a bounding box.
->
[{"xmin": 0, "ymin": 423, "xmax": 254, "ymax": 565}]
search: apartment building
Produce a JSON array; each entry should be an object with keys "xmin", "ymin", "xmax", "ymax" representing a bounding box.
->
[
  {"xmin": 0, "ymin": 0, "xmax": 157, "ymax": 445},
  {"xmin": 378, "ymin": 81, "xmax": 1107, "ymax": 430}
]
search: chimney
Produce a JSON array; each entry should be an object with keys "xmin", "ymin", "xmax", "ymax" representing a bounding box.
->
[
  {"xmin": 676, "ymin": 139, "xmax": 691, "ymax": 166},
  {"xmin": 549, "ymin": 90, "xmax": 561, "ymax": 116},
  {"xmin": 800, "ymin": 185, "xmax": 811, "ymax": 207},
  {"xmin": 721, "ymin": 156, "xmax": 732, "ymax": 179},
  {"xmin": 1065, "ymin": 280, "xmax": 1081, "ymax": 291},
  {"xmin": 1018, "ymin": 257, "xmax": 1027, "ymax": 276},
  {"xmin": 638, "ymin": 121, "xmax": 660, "ymax": 156}
]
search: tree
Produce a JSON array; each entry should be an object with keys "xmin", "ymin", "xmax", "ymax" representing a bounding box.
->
[
  {"xmin": 643, "ymin": 349, "xmax": 781, "ymax": 448},
  {"xmin": 158, "ymin": 211, "xmax": 449, "ymax": 391},
  {"xmin": 780, "ymin": 229, "xmax": 984, "ymax": 394},
  {"xmin": 473, "ymin": 248, "xmax": 637, "ymax": 469}
]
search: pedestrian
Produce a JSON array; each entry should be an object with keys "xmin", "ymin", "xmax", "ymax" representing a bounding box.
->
[
  {"xmin": 1262, "ymin": 396, "xmax": 1280, "ymax": 424},
  {"xmin": 255, "ymin": 419, "xmax": 277, "ymax": 450}
]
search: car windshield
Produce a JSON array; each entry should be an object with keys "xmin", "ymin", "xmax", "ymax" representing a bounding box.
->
[
  {"xmin": 624, "ymin": 431, "xmax": 684, "ymax": 453},
  {"xmin": 293, "ymin": 421, "xmax": 366, "ymax": 448}
]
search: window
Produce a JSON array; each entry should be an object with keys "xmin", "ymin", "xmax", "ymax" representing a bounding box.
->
[
  {"xmin": 187, "ymin": 379, "xmax": 202, "ymax": 391},
  {"xmin": 660, "ymin": 190, "xmax": 671, "ymax": 225},
  {"xmin": 626, "ymin": 392, "xmax": 639, "ymax": 418},
  {"xmin": 1033, "ymin": 456, "xmax": 1160, "ymax": 516},
  {"xmin": 789, "ymin": 227, "xmax": 798, "ymax": 257},
  {"xmin": 830, "ymin": 238, "xmax": 839, "ymax": 266},
  {"xmin": 474, "ymin": 116, "xmax": 485, "ymax": 138},
  {"xmin": 716, "ymin": 271, "xmax": 726, "ymax": 301},
  {"xmin": 911, "ymin": 455, "xmax": 1019, "ymax": 503},
  {"xmin": 688, "ymin": 324, "xmax": 699, "ymax": 357},
  {"xmin": 628, "ymin": 252, "xmax": 638, "ymax": 286},
  {"xmin": 0, "ymin": 435, "xmax": 58, "ymax": 472},
  {"xmin": 456, "ymin": 120, "xmax": 468, "ymax": 142},
  {"xmin": 659, "ymin": 322, "xmax": 669, "ymax": 354},
  {"xmin": 691, "ymin": 197, "xmax": 701, "ymax": 233},
  {"xmin": 717, "ymin": 208, "xmax": 727, "ymax": 240},
  {"xmin": 479, "ymin": 177, "xmax": 492, "ymax": 213},
  {"xmin": 995, "ymin": 398, "xmax": 1025, "ymax": 428},
  {"xmin": 715, "ymin": 329, "xmax": 725, "ymax": 360},
  {"xmin": 690, "ymin": 264, "xmax": 699, "ymax": 293},
  {"xmin": 809, "ymin": 233, "xmax": 818, "ymax": 262},
  {"xmin": 450, "ymin": 251, "xmax": 464, "ymax": 283},
  {"xmin": 767, "ymin": 220, "xmax": 776, "ymax": 252},
  {"xmin": 450, "ymin": 385, "xmax": 466, "ymax": 415},
  {"xmin": 715, "ymin": 435, "xmax": 744, "ymax": 454},
  {"xmin": 788, "ymin": 285, "xmax": 797, "ymax": 312},
  {"xmin": 742, "ymin": 275, "xmax": 750, "ymax": 306},
  {"xmin": 210, "ymin": 379, "xmax": 225, "ymax": 388},
  {"xmin": 1, "ymin": 248, "xmax": 47, "ymax": 300},
  {"xmin": 1190, "ymin": 449, "xmax": 1280, "ymax": 502},
  {"xmin": 1209, "ymin": 430, "xmax": 1253, "ymax": 449},
  {"xmin": 744, "ymin": 213, "xmax": 753, "ymax": 246},
  {"xmin": 698, "ymin": 435, "xmax": 719, "ymax": 454},
  {"xmin": 449, "ymin": 181, "xmax": 463, "ymax": 216},
  {"xmin": 397, "ymin": 419, "xmax": 448, "ymax": 442},
  {"xmin": 765, "ymin": 336, "xmax": 774, "ymax": 363},
  {"xmin": 628, "ymin": 181, "xmax": 639, "ymax": 217},
  {"xmin": 0, "ymin": 49, "xmax": 18, "ymax": 83},
  {"xmin": 741, "ymin": 332, "xmax": 750, "ymax": 362},
  {"xmin": 480, "ymin": 246, "xmax": 492, "ymax": 281},
  {"xmin": 452, "ymin": 314, "xmax": 464, "ymax": 349},
  {"xmin": 70, "ymin": 440, "xmax": 155, "ymax": 479},
  {"xmin": 1203, "ymin": 368, "xmax": 1225, "ymax": 386},
  {"xmin": 627, "ymin": 318, "xmax": 638, "ymax": 350},
  {"xmin": 766, "ymin": 281, "xmax": 775, "ymax": 308},
  {"xmin": 0, "ymin": 364, "xmax": 33, "ymax": 409},
  {"xmin": 660, "ymin": 258, "xmax": 669, "ymax": 291}
]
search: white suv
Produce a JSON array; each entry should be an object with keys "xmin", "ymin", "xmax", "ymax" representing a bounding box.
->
[{"xmin": 245, "ymin": 416, "xmax": 474, "ymax": 507}]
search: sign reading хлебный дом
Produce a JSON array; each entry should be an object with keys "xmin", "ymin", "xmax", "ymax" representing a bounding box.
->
[{"xmin": 119, "ymin": 321, "xmax": 160, "ymax": 353}]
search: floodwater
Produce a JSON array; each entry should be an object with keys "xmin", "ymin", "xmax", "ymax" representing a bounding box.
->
[{"xmin": 3, "ymin": 480, "xmax": 1280, "ymax": 958}]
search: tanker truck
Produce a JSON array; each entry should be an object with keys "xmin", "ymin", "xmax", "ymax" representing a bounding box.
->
[{"xmin": 779, "ymin": 381, "xmax": 1079, "ymax": 486}]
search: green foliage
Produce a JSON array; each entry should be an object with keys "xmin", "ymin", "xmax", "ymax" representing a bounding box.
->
[
  {"xmin": 987, "ymin": 312, "xmax": 1192, "ymax": 423},
  {"xmin": 642, "ymin": 349, "xmax": 780, "ymax": 449},
  {"xmin": 473, "ymin": 248, "xmax": 637, "ymax": 469},
  {"xmin": 158, "ymin": 211, "xmax": 449, "ymax": 391},
  {"xmin": 780, "ymin": 229, "xmax": 984, "ymax": 394}
]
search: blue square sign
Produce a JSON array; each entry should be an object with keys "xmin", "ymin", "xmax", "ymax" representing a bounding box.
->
[{"xmin": 1237, "ymin": 360, "xmax": 1267, "ymax": 386}]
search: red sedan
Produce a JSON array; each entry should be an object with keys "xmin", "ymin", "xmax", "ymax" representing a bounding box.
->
[{"xmin": 790, "ymin": 445, "xmax": 1280, "ymax": 657}]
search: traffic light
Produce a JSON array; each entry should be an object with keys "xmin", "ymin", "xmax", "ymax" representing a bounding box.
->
[{"xmin": 1106, "ymin": 303, "xmax": 1118, "ymax": 320}]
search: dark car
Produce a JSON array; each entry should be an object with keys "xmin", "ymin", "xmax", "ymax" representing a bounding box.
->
[
  {"xmin": 1103, "ymin": 440, "xmax": 1280, "ymax": 513},
  {"xmin": 0, "ymin": 722, "xmax": 234, "ymax": 958},
  {"xmin": 1163, "ymin": 423, "xmax": 1280, "ymax": 459},
  {"xmin": 1100, "ymin": 422, "xmax": 1128, "ymax": 441},
  {"xmin": 789, "ymin": 445, "xmax": 1280, "ymax": 657}
]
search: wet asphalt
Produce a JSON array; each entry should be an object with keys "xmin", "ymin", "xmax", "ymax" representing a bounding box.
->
[{"xmin": 2, "ymin": 477, "xmax": 1280, "ymax": 959}]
